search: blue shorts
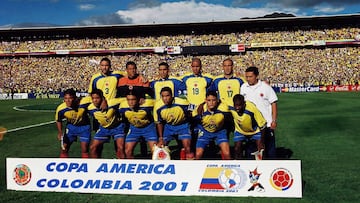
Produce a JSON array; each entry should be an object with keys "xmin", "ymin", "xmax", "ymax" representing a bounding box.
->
[
  {"xmin": 125, "ymin": 123, "xmax": 158, "ymax": 143},
  {"xmin": 233, "ymin": 131, "xmax": 261, "ymax": 142},
  {"xmin": 196, "ymin": 128, "xmax": 229, "ymax": 149},
  {"xmin": 65, "ymin": 124, "xmax": 91, "ymax": 143},
  {"xmin": 94, "ymin": 123, "xmax": 126, "ymax": 142},
  {"xmin": 163, "ymin": 123, "xmax": 191, "ymax": 143}
]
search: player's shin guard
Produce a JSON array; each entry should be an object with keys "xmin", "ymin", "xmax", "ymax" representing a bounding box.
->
[
  {"xmin": 60, "ymin": 152, "xmax": 69, "ymax": 158},
  {"xmin": 81, "ymin": 153, "xmax": 89, "ymax": 158}
]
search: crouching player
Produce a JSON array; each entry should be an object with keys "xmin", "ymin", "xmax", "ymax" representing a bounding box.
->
[
  {"xmin": 154, "ymin": 87, "xmax": 193, "ymax": 160},
  {"xmin": 88, "ymin": 89, "xmax": 126, "ymax": 159},
  {"xmin": 55, "ymin": 88, "xmax": 91, "ymax": 158},
  {"xmin": 230, "ymin": 94, "xmax": 266, "ymax": 160},
  {"xmin": 119, "ymin": 90, "xmax": 158, "ymax": 159},
  {"xmin": 192, "ymin": 91, "xmax": 232, "ymax": 160}
]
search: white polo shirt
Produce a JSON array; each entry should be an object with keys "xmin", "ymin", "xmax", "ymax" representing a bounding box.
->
[{"xmin": 241, "ymin": 80, "xmax": 278, "ymax": 127}]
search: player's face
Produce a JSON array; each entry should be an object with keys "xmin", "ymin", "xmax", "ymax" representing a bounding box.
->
[
  {"xmin": 100, "ymin": 60, "xmax": 111, "ymax": 75},
  {"xmin": 161, "ymin": 90, "xmax": 173, "ymax": 105},
  {"xmin": 245, "ymin": 71, "xmax": 258, "ymax": 85},
  {"xmin": 126, "ymin": 64, "xmax": 137, "ymax": 78},
  {"xmin": 222, "ymin": 60, "xmax": 233, "ymax": 76},
  {"xmin": 127, "ymin": 94, "xmax": 138, "ymax": 108},
  {"xmin": 91, "ymin": 93, "xmax": 103, "ymax": 107},
  {"xmin": 206, "ymin": 95, "xmax": 218, "ymax": 111},
  {"xmin": 234, "ymin": 100, "xmax": 245, "ymax": 115},
  {"xmin": 158, "ymin": 65, "xmax": 169, "ymax": 79},
  {"xmin": 191, "ymin": 61, "xmax": 201, "ymax": 75},
  {"xmin": 64, "ymin": 94, "xmax": 75, "ymax": 108}
]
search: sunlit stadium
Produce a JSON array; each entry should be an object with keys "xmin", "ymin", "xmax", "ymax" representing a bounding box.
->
[{"xmin": 1, "ymin": 12, "xmax": 360, "ymax": 203}]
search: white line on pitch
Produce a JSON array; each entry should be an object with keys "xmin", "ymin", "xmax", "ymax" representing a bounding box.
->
[{"xmin": 1, "ymin": 120, "xmax": 55, "ymax": 133}]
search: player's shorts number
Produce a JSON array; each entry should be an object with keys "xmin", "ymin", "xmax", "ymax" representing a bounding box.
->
[{"xmin": 139, "ymin": 181, "xmax": 188, "ymax": 192}]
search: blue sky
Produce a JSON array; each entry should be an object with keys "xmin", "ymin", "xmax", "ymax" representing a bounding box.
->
[{"xmin": 0, "ymin": 0, "xmax": 359, "ymax": 27}]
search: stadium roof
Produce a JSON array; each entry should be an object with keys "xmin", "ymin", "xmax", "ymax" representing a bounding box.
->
[{"xmin": 1, "ymin": 13, "xmax": 359, "ymax": 40}]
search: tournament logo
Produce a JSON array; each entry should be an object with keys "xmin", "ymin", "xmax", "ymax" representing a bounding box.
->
[
  {"xmin": 199, "ymin": 165, "xmax": 246, "ymax": 192},
  {"xmin": 13, "ymin": 164, "xmax": 32, "ymax": 186},
  {"xmin": 269, "ymin": 167, "xmax": 294, "ymax": 191}
]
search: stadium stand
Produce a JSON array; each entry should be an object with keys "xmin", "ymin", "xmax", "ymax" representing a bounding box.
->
[{"xmin": 0, "ymin": 14, "xmax": 359, "ymax": 95}]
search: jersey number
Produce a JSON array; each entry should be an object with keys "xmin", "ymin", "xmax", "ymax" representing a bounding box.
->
[
  {"xmin": 192, "ymin": 87, "xmax": 199, "ymax": 95},
  {"xmin": 227, "ymin": 90, "xmax": 233, "ymax": 97}
]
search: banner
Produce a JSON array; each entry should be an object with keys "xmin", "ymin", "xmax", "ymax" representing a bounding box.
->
[
  {"xmin": 166, "ymin": 46, "xmax": 182, "ymax": 54},
  {"xmin": 326, "ymin": 85, "xmax": 360, "ymax": 92},
  {"xmin": 7, "ymin": 158, "xmax": 302, "ymax": 198},
  {"xmin": 230, "ymin": 44, "xmax": 245, "ymax": 52}
]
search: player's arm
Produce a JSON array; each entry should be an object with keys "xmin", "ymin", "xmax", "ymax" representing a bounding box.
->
[
  {"xmin": 156, "ymin": 122, "xmax": 165, "ymax": 147},
  {"xmin": 259, "ymin": 128, "xmax": 266, "ymax": 151},
  {"xmin": 271, "ymin": 102, "xmax": 278, "ymax": 129},
  {"xmin": 56, "ymin": 121, "xmax": 63, "ymax": 141}
]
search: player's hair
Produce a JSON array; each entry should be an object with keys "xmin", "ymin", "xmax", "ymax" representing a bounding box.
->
[
  {"xmin": 191, "ymin": 57, "xmax": 202, "ymax": 66},
  {"xmin": 126, "ymin": 61, "xmax": 137, "ymax": 69},
  {"xmin": 160, "ymin": 86, "xmax": 172, "ymax": 96},
  {"xmin": 223, "ymin": 58, "xmax": 233, "ymax": 66},
  {"xmin": 159, "ymin": 62, "xmax": 169, "ymax": 69},
  {"xmin": 90, "ymin": 89, "xmax": 104, "ymax": 98},
  {"xmin": 64, "ymin": 88, "xmax": 76, "ymax": 97},
  {"xmin": 206, "ymin": 90, "xmax": 218, "ymax": 98},
  {"xmin": 100, "ymin": 57, "xmax": 111, "ymax": 67},
  {"xmin": 245, "ymin": 66, "xmax": 259, "ymax": 76},
  {"xmin": 233, "ymin": 94, "xmax": 245, "ymax": 104}
]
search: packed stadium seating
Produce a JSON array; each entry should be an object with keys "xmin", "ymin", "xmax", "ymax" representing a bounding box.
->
[{"xmin": 0, "ymin": 18, "xmax": 359, "ymax": 94}]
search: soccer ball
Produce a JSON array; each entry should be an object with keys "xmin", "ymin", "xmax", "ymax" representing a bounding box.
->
[
  {"xmin": 272, "ymin": 170, "xmax": 291, "ymax": 188},
  {"xmin": 218, "ymin": 168, "xmax": 241, "ymax": 189}
]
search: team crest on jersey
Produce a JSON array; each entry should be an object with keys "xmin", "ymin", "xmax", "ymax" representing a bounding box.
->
[{"xmin": 13, "ymin": 164, "xmax": 32, "ymax": 186}]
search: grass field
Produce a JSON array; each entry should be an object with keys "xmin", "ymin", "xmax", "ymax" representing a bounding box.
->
[{"xmin": 1, "ymin": 92, "xmax": 359, "ymax": 203}]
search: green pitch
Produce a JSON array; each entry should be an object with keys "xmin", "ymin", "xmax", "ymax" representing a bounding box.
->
[{"xmin": 0, "ymin": 92, "xmax": 359, "ymax": 203}]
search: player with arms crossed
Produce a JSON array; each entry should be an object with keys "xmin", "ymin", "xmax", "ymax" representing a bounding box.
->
[
  {"xmin": 192, "ymin": 91, "xmax": 232, "ymax": 160},
  {"xmin": 87, "ymin": 89, "xmax": 126, "ymax": 158},
  {"xmin": 230, "ymin": 94, "xmax": 266, "ymax": 160},
  {"xmin": 119, "ymin": 90, "xmax": 158, "ymax": 159},
  {"xmin": 154, "ymin": 87, "xmax": 193, "ymax": 160},
  {"xmin": 55, "ymin": 89, "xmax": 91, "ymax": 158}
]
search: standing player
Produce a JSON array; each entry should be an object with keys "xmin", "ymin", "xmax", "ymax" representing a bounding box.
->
[
  {"xmin": 192, "ymin": 91, "xmax": 232, "ymax": 160},
  {"xmin": 230, "ymin": 94, "xmax": 266, "ymax": 159},
  {"xmin": 87, "ymin": 89, "xmax": 126, "ymax": 159},
  {"xmin": 150, "ymin": 62, "xmax": 185, "ymax": 100},
  {"xmin": 181, "ymin": 58, "xmax": 213, "ymax": 111},
  {"xmin": 55, "ymin": 89, "xmax": 91, "ymax": 158},
  {"xmin": 181, "ymin": 58, "xmax": 213, "ymax": 152},
  {"xmin": 88, "ymin": 57, "xmax": 124, "ymax": 101},
  {"xmin": 154, "ymin": 87, "xmax": 192, "ymax": 159},
  {"xmin": 117, "ymin": 61, "xmax": 151, "ymax": 98},
  {"xmin": 210, "ymin": 58, "xmax": 244, "ymax": 106},
  {"xmin": 119, "ymin": 91, "xmax": 158, "ymax": 159},
  {"xmin": 241, "ymin": 66, "xmax": 278, "ymax": 159}
]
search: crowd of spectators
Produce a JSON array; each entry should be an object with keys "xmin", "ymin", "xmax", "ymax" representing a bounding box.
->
[
  {"xmin": 0, "ymin": 27, "xmax": 359, "ymax": 52},
  {"xmin": 1, "ymin": 46, "xmax": 358, "ymax": 94},
  {"xmin": 0, "ymin": 26, "xmax": 359, "ymax": 94}
]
